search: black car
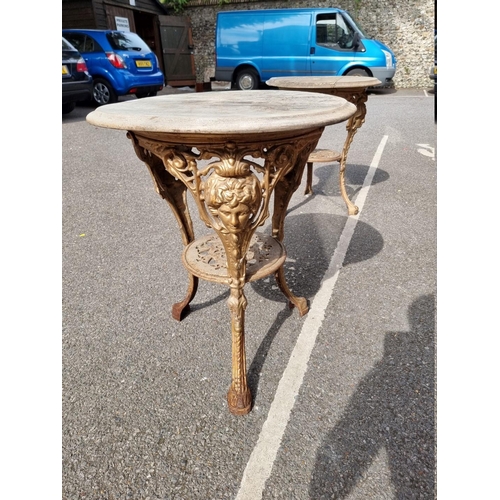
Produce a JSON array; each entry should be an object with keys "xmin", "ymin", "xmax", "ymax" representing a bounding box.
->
[{"xmin": 62, "ymin": 37, "xmax": 93, "ymax": 114}]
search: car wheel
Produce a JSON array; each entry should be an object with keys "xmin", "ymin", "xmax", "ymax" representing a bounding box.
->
[
  {"xmin": 235, "ymin": 68, "xmax": 259, "ymax": 90},
  {"xmin": 62, "ymin": 102, "xmax": 76, "ymax": 114},
  {"xmin": 93, "ymin": 78, "xmax": 117, "ymax": 106},
  {"xmin": 344, "ymin": 68, "xmax": 370, "ymax": 77}
]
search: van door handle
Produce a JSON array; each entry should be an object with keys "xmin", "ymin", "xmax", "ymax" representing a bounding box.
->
[{"xmin": 310, "ymin": 47, "xmax": 315, "ymax": 55}]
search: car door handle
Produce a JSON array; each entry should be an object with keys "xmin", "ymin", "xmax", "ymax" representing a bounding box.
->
[{"xmin": 310, "ymin": 47, "xmax": 315, "ymax": 55}]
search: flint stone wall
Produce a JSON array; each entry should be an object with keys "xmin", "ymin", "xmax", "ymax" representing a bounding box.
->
[{"xmin": 182, "ymin": 0, "xmax": 434, "ymax": 88}]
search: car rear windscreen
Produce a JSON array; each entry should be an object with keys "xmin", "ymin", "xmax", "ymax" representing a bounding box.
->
[{"xmin": 106, "ymin": 32, "xmax": 150, "ymax": 52}]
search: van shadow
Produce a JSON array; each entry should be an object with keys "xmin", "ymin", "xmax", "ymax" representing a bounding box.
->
[
  {"xmin": 309, "ymin": 294, "xmax": 436, "ymax": 499},
  {"xmin": 367, "ymin": 87, "xmax": 398, "ymax": 96},
  {"xmin": 247, "ymin": 213, "xmax": 384, "ymax": 400}
]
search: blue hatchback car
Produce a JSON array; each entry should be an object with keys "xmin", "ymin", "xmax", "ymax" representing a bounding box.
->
[{"xmin": 62, "ymin": 29, "xmax": 164, "ymax": 105}]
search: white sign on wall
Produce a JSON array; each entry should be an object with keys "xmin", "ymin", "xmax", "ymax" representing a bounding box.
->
[
  {"xmin": 115, "ymin": 16, "xmax": 130, "ymax": 32},
  {"xmin": 130, "ymin": 0, "xmax": 136, "ymax": 5}
]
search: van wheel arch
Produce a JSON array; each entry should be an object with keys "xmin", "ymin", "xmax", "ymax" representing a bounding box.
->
[
  {"xmin": 233, "ymin": 67, "xmax": 260, "ymax": 90},
  {"xmin": 344, "ymin": 67, "xmax": 372, "ymax": 77}
]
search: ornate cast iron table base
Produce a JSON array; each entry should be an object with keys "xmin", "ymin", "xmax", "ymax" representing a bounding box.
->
[
  {"xmin": 128, "ymin": 129, "xmax": 321, "ymax": 414},
  {"xmin": 86, "ymin": 91, "xmax": 356, "ymax": 415}
]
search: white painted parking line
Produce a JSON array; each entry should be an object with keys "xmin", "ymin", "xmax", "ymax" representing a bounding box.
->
[
  {"xmin": 235, "ymin": 135, "xmax": 389, "ymax": 500},
  {"xmin": 417, "ymin": 143, "xmax": 436, "ymax": 160}
]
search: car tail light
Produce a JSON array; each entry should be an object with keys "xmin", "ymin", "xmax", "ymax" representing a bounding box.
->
[
  {"xmin": 105, "ymin": 52, "xmax": 127, "ymax": 69},
  {"xmin": 76, "ymin": 57, "xmax": 88, "ymax": 72}
]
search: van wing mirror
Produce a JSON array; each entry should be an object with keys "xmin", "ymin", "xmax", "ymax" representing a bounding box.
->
[{"xmin": 352, "ymin": 32, "xmax": 361, "ymax": 51}]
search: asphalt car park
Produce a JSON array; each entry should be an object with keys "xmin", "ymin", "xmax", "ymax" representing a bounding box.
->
[{"xmin": 63, "ymin": 87, "xmax": 436, "ymax": 499}]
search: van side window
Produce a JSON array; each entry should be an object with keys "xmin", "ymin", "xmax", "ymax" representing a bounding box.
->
[{"xmin": 316, "ymin": 14, "xmax": 355, "ymax": 50}]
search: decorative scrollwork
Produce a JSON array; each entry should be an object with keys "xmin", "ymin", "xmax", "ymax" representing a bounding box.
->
[
  {"xmin": 127, "ymin": 127, "xmax": 323, "ymax": 415},
  {"xmin": 199, "ymin": 141, "xmax": 261, "ymax": 178},
  {"xmin": 130, "ymin": 132, "xmax": 319, "ymax": 236}
]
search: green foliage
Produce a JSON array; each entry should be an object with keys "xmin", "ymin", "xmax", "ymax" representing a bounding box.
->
[
  {"xmin": 159, "ymin": 0, "xmax": 229, "ymax": 14},
  {"xmin": 159, "ymin": 0, "xmax": 189, "ymax": 14},
  {"xmin": 159, "ymin": 0, "xmax": 360, "ymax": 15}
]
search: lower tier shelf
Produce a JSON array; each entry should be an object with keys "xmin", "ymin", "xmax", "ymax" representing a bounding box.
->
[{"xmin": 182, "ymin": 232, "xmax": 286, "ymax": 284}]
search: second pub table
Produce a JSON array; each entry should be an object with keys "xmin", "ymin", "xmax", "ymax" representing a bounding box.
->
[
  {"xmin": 267, "ymin": 76, "xmax": 381, "ymax": 215},
  {"xmin": 86, "ymin": 90, "xmax": 356, "ymax": 415}
]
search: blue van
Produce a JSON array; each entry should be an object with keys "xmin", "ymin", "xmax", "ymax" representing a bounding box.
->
[{"xmin": 215, "ymin": 8, "xmax": 397, "ymax": 90}]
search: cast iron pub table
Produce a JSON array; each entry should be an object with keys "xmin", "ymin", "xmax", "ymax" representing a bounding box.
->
[
  {"xmin": 86, "ymin": 90, "xmax": 356, "ymax": 415},
  {"xmin": 267, "ymin": 76, "xmax": 381, "ymax": 215}
]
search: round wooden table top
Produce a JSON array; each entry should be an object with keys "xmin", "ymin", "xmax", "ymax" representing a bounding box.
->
[
  {"xmin": 86, "ymin": 90, "xmax": 356, "ymax": 136},
  {"xmin": 266, "ymin": 75, "xmax": 381, "ymax": 90}
]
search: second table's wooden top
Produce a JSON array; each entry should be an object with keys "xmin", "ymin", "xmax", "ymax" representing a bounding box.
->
[{"xmin": 266, "ymin": 75, "xmax": 382, "ymax": 91}]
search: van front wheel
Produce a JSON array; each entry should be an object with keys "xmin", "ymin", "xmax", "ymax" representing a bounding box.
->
[
  {"xmin": 235, "ymin": 68, "xmax": 259, "ymax": 90},
  {"xmin": 345, "ymin": 68, "xmax": 370, "ymax": 77}
]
